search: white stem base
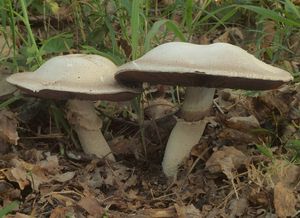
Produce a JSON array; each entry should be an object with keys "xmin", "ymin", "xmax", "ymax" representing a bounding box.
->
[
  {"xmin": 162, "ymin": 119, "xmax": 207, "ymax": 177},
  {"xmin": 66, "ymin": 99, "xmax": 115, "ymax": 161},
  {"xmin": 162, "ymin": 87, "xmax": 215, "ymax": 177}
]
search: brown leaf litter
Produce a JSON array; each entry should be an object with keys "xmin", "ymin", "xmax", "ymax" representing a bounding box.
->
[{"xmin": 1, "ymin": 85, "xmax": 300, "ymax": 217}]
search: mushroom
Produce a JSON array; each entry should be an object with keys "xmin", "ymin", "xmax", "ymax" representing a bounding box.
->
[
  {"xmin": 7, "ymin": 54, "xmax": 140, "ymax": 161},
  {"xmin": 115, "ymin": 42, "xmax": 293, "ymax": 177}
]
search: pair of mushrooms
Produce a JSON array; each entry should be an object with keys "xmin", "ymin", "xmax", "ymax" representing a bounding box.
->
[{"xmin": 7, "ymin": 42, "xmax": 292, "ymax": 177}]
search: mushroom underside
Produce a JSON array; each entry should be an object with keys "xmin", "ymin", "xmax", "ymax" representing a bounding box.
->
[
  {"xmin": 15, "ymin": 86, "xmax": 138, "ymax": 102},
  {"xmin": 116, "ymin": 71, "xmax": 285, "ymax": 90}
]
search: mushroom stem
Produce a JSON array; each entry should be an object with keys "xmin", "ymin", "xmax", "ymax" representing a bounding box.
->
[
  {"xmin": 181, "ymin": 87, "xmax": 216, "ymax": 121},
  {"xmin": 162, "ymin": 87, "xmax": 215, "ymax": 177},
  {"xmin": 162, "ymin": 119, "xmax": 207, "ymax": 177},
  {"xmin": 66, "ymin": 99, "xmax": 115, "ymax": 161}
]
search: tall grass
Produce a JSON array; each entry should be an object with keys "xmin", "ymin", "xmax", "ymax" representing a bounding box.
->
[{"xmin": 1, "ymin": 1, "xmax": 298, "ymax": 69}]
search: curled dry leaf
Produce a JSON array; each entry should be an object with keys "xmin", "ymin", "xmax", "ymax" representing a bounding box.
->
[
  {"xmin": 0, "ymin": 110, "xmax": 19, "ymax": 145},
  {"xmin": 274, "ymin": 182, "xmax": 297, "ymax": 218},
  {"xmin": 205, "ymin": 146, "xmax": 248, "ymax": 179}
]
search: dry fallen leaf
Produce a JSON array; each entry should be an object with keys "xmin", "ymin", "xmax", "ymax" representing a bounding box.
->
[
  {"xmin": 13, "ymin": 213, "xmax": 32, "ymax": 218},
  {"xmin": 0, "ymin": 180, "xmax": 21, "ymax": 203},
  {"xmin": 177, "ymin": 204, "xmax": 201, "ymax": 218},
  {"xmin": 137, "ymin": 206, "xmax": 177, "ymax": 217},
  {"xmin": 109, "ymin": 136, "xmax": 142, "ymax": 156},
  {"xmin": 218, "ymin": 128, "xmax": 257, "ymax": 145},
  {"xmin": 225, "ymin": 115, "xmax": 260, "ymax": 131},
  {"xmin": 248, "ymin": 186, "xmax": 270, "ymax": 207},
  {"xmin": 228, "ymin": 198, "xmax": 248, "ymax": 217},
  {"xmin": 274, "ymin": 182, "xmax": 297, "ymax": 218},
  {"xmin": 0, "ymin": 110, "xmax": 19, "ymax": 145},
  {"xmin": 50, "ymin": 193, "xmax": 76, "ymax": 206},
  {"xmin": 269, "ymin": 160, "xmax": 300, "ymax": 188},
  {"xmin": 78, "ymin": 196, "xmax": 104, "ymax": 217},
  {"xmin": 49, "ymin": 206, "xmax": 70, "ymax": 218},
  {"xmin": 257, "ymin": 90, "xmax": 291, "ymax": 116},
  {"xmin": 3, "ymin": 166, "xmax": 29, "ymax": 190},
  {"xmin": 52, "ymin": 171, "xmax": 75, "ymax": 183},
  {"xmin": 3, "ymin": 155, "xmax": 61, "ymax": 191},
  {"xmin": 205, "ymin": 146, "xmax": 248, "ymax": 179}
]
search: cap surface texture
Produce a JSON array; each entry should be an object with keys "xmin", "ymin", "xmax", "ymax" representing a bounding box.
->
[
  {"xmin": 7, "ymin": 54, "xmax": 139, "ymax": 101},
  {"xmin": 116, "ymin": 42, "xmax": 293, "ymax": 90}
]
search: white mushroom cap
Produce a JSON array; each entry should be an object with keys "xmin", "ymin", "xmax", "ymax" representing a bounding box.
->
[
  {"xmin": 116, "ymin": 42, "xmax": 293, "ymax": 90},
  {"xmin": 7, "ymin": 54, "xmax": 140, "ymax": 101}
]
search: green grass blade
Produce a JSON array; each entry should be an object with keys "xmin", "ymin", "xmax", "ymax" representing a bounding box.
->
[
  {"xmin": 195, "ymin": 5, "xmax": 236, "ymax": 31},
  {"xmin": 206, "ymin": 7, "xmax": 238, "ymax": 34},
  {"xmin": 0, "ymin": 94, "xmax": 22, "ymax": 110},
  {"xmin": 239, "ymin": 5, "xmax": 300, "ymax": 27},
  {"xmin": 19, "ymin": 0, "xmax": 43, "ymax": 65},
  {"xmin": 165, "ymin": 21, "xmax": 187, "ymax": 42},
  {"xmin": 144, "ymin": 19, "xmax": 186, "ymax": 52},
  {"xmin": 256, "ymin": 144, "xmax": 273, "ymax": 159},
  {"xmin": 183, "ymin": 0, "xmax": 193, "ymax": 34},
  {"xmin": 105, "ymin": 18, "xmax": 119, "ymax": 55},
  {"xmin": 7, "ymin": 0, "xmax": 19, "ymax": 71},
  {"xmin": 285, "ymin": 0, "xmax": 300, "ymax": 19},
  {"xmin": 0, "ymin": 201, "xmax": 19, "ymax": 217},
  {"xmin": 81, "ymin": 45, "xmax": 123, "ymax": 65},
  {"xmin": 130, "ymin": 0, "xmax": 143, "ymax": 60}
]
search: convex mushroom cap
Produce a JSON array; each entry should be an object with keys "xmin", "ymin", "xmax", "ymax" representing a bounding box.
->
[
  {"xmin": 6, "ymin": 54, "xmax": 140, "ymax": 161},
  {"xmin": 115, "ymin": 42, "xmax": 293, "ymax": 177},
  {"xmin": 7, "ymin": 54, "xmax": 140, "ymax": 100},
  {"xmin": 115, "ymin": 42, "xmax": 293, "ymax": 90}
]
